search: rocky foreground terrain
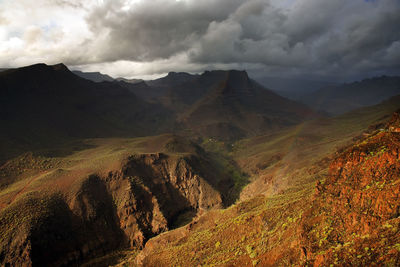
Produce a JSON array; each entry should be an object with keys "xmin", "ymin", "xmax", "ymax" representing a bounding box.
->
[
  {"xmin": 0, "ymin": 136, "xmax": 236, "ymax": 266},
  {"xmin": 131, "ymin": 111, "xmax": 400, "ymax": 266}
]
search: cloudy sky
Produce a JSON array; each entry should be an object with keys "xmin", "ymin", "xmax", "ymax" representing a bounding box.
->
[{"xmin": 0, "ymin": 0, "xmax": 399, "ymax": 80}]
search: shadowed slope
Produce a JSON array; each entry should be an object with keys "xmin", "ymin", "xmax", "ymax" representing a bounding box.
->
[
  {"xmin": 0, "ymin": 134, "xmax": 241, "ymax": 266},
  {"xmin": 0, "ymin": 63, "xmax": 173, "ymax": 163},
  {"xmin": 177, "ymin": 70, "xmax": 317, "ymax": 140},
  {"xmin": 72, "ymin": 70, "xmax": 114, "ymax": 82}
]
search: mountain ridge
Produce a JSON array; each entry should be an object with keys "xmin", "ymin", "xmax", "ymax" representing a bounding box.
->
[
  {"xmin": 0, "ymin": 63, "xmax": 174, "ymax": 163},
  {"xmin": 72, "ymin": 70, "xmax": 115, "ymax": 82},
  {"xmin": 301, "ymin": 75, "xmax": 400, "ymax": 115},
  {"xmin": 177, "ymin": 69, "xmax": 317, "ymax": 140}
]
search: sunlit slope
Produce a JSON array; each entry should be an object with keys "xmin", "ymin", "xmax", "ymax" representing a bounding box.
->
[
  {"xmin": 0, "ymin": 134, "xmax": 243, "ymax": 266},
  {"xmin": 131, "ymin": 108, "xmax": 400, "ymax": 267}
]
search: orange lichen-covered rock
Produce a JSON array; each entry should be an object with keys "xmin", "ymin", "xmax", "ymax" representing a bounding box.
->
[{"xmin": 301, "ymin": 110, "xmax": 400, "ymax": 266}]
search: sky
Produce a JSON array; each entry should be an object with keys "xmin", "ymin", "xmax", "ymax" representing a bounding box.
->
[{"xmin": 0, "ymin": 0, "xmax": 399, "ymax": 81}]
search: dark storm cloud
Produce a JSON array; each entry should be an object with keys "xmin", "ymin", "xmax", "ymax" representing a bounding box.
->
[
  {"xmin": 1, "ymin": 0, "xmax": 399, "ymax": 78},
  {"xmin": 86, "ymin": 0, "xmax": 246, "ymax": 61},
  {"xmin": 84, "ymin": 0, "xmax": 400, "ymax": 77},
  {"xmin": 188, "ymin": 0, "xmax": 400, "ymax": 75}
]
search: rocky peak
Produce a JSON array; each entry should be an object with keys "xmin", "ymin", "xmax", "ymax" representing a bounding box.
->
[
  {"xmin": 21, "ymin": 63, "xmax": 70, "ymax": 74},
  {"xmin": 51, "ymin": 63, "xmax": 69, "ymax": 72},
  {"xmin": 0, "ymin": 63, "xmax": 74, "ymax": 82},
  {"xmin": 218, "ymin": 70, "xmax": 253, "ymax": 97},
  {"xmin": 166, "ymin": 71, "xmax": 191, "ymax": 77}
]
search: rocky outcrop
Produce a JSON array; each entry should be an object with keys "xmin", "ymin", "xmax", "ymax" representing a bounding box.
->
[
  {"xmin": 123, "ymin": 153, "xmax": 222, "ymax": 218},
  {"xmin": 0, "ymin": 152, "xmax": 223, "ymax": 266},
  {"xmin": 104, "ymin": 152, "xmax": 222, "ymax": 249}
]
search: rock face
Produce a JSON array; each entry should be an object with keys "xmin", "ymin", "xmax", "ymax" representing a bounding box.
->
[
  {"xmin": 106, "ymin": 153, "xmax": 222, "ymax": 249},
  {"xmin": 0, "ymin": 152, "xmax": 222, "ymax": 266},
  {"xmin": 123, "ymin": 154, "xmax": 222, "ymax": 221},
  {"xmin": 301, "ymin": 110, "xmax": 400, "ymax": 265}
]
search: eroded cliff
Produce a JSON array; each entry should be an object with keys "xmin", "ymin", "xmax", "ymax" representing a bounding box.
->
[{"xmin": 0, "ymin": 139, "xmax": 225, "ymax": 266}]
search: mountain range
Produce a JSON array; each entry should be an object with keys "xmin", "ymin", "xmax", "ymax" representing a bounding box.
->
[
  {"xmin": 1, "ymin": 63, "xmax": 400, "ymax": 266},
  {"xmin": 0, "ymin": 64, "xmax": 315, "ymax": 164},
  {"xmin": 75, "ymin": 67, "xmax": 400, "ymax": 117},
  {"xmin": 294, "ymin": 76, "xmax": 400, "ymax": 115}
]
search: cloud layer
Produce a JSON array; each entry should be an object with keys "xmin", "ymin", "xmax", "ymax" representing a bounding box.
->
[{"xmin": 0, "ymin": 0, "xmax": 399, "ymax": 80}]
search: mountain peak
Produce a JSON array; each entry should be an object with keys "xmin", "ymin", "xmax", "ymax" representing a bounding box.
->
[
  {"xmin": 226, "ymin": 69, "xmax": 249, "ymax": 83},
  {"xmin": 6, "ymin": 63, "xmax": 72, "ymax": 77},
  {"xmin": 227, "ymin": 69, "xmax": 248, "ymax": 75},
  {"xmin": 51, "ymin": 63, "xmax": 69, "ymax": 72},
  {"xmin": 22, "ymin": 63, "xmax": 69, "ymax": 72},
  {"xmin": 216, "ymin": 69, "xmax": 252, "ymax": 97},
  {"xmin": 202, "ymin": 69, "xmax": 248, "ymax": 76},
  {"xmin": 166, "ymin": 71, "xmax": 192, "ymax": 78},
  {"xmin": 148, "ymin": 71, "xmax": 196, "ymax": 87}
]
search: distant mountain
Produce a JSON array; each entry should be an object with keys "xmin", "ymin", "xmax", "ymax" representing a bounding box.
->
[
  {"xmin": 116, "ymin": 80, "xmax": 156, "ymax": 102},
  {"xmin": 147, "ymin": 72, "xmax": 198, "ymax": 87},
  {"xmin": 115, "ymin": 77, "xmax": 143, "ymax": 84},
  {"xmin": 301, "ymin": 76, "xmax": 400, "ymax": 115},
  {"xmin": 0, "ymin": 63, "xmax": 172, "ymax": 162},
  {"xmin": 72, "ymin": 70, "xmax": 114, "ymax": 82},
  {"xmin": 255, "ymin": 76, "xmax": 337, "ymax": 101},
  {"xmin": 0, "ymin": 64, "xmax": 319, "ymax": 161},
  {"xmin": 145, "ymin": 70, "xmax": 317, "ymax": 140},
  {"xmin": 182, "ymin": 70, "xmax": 317, "ymax": 139},
  {"xmin": 123, "ymin": 70, "xmax": 317, "ymax": 140},
  {"xmin": 138, "ymin": 72, "xmax": 200, "ymax": 102}
]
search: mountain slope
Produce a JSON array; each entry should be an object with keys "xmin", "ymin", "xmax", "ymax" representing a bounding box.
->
[
  {"xmin": 0, "ymin": 134, "xmax": 242, "ymax": 266},
  {"xmin": 178, "ymin": 70, "xmax": 317, "ymax": 140},
  {"xmin": 0, "ymin": 63, "xmax": 173, "ymax": 163},
  {"xmin": 72, "ymin": 70, "xmax": 115, "ymax": 82},
  {"xmin": 123, "ymin": 69, "xmax": 317, "ymax": 140},
  {"xmin": 302, "ymin": 76, "xmax": 400, "ymax": 115},
  {"xmin": 300, "ymin": 110, "xmax": 400, "ymax": 265},
  {"xmin": 131, "ymin": 109, "xmax": 400, "ymax": 267},
  {"xmin": 235, "ymin": 94, "xmax": 400, "ymax": 199}
]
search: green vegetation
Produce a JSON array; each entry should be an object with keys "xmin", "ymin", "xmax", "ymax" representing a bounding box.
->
[{"xmin": 200, "ymin": 138, "xmax": 250, "ymax": 204}]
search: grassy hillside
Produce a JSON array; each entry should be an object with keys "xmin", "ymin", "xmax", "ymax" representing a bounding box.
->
[
  {"xmin": 0, "ymin": 133, "xmax": 252, "ymax": 266},
  {"xmin": 127, "ymin": 102, "xmax": 400, "ymax": 267}
]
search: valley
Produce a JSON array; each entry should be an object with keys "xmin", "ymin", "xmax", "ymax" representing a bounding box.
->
[{"xmin": 0, "ymin": 64, "xmax": 400, "ymax": 266}]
